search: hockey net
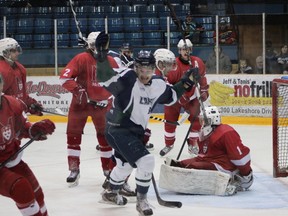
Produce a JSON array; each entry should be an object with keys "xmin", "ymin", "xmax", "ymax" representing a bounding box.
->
[{"xmin": 272, "ymin": 78, "xmax": 288, "ymax": 177}]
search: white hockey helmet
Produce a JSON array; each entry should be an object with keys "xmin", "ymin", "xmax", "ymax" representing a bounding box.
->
[
  {"xmin": 199, "ymin": 106, "xmax": 221, "ymax": 140},
  {"xmin": 177, "ymin": 39, "xmax": 193, "ymax": 49},
  {"xmin": 0, "ymin": 37, "xmax": 22, "ymax": 63},
  {"xmin": 87, "ymin": 31, "xmax": 101, "ymax": 53},
  {"xmin": 154, "ymin": 48, "xmax": 177, "ymax": 76}
]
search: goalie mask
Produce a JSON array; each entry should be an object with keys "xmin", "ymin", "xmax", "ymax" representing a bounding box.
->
[
  {"xmin": 0, "ymin": 38, "xmax": 22, "ymax": 64},
  {"xmin": 87, "ymin": 31, "xmax": 101, "ymax": 54},
  {"xmin": 154, "ymin": 48, "xmax": 177, "ymax": 76},
  {"xmin": 199, "ymin": 106, "xmax": 221, "ymax": 141},
  {"xmin": 134, "ymin": 50, "xmax": 156, "ymax": 85}
]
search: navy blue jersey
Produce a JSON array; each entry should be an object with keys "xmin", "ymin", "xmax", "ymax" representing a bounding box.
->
[{"xmin": 101, "ymin": 68, "xmax": 178, "ymax": 130}]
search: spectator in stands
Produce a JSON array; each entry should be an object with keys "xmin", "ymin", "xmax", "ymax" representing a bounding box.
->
[
  {"xmin": 180, "ymin": 12, "xmax": 204, "ymax": 44},
  {"xmin": 277, "ymin": 44, "xmax": 288, "ymax": 74},
  {"xmin": 171, "ymin": 11, "xmax": 204, "ymax": 44},
  {"xmin": 205, "ymin": 46, "xmax": 232, "ymax": 74},
  {"xmin": 236, "ymin": 59, "xmax": 253, "ymax": 74},
  {"xmin": 254, "ymin": 56, "xmax": 264, "ymax": 74},
  {"xmin": 265, "ymin": 40, "xmax": 279, "ymax": 74},
  {"xmin": 119, "ymin": 43, "xmax": 134, "ymax": 68},
  {"xmin": 214, "ymin": 17, "xmax": 237, "ymax": 45}
]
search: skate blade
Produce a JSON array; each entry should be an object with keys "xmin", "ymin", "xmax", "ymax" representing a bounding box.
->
[
  {"xmin": 67, "ymin": 175, "xmax": 80, "ymax": 188},
  {"xmin": 67, "ymin": 180, "xmax": 79, "ymax": 188},
  {"xmin": 98, "ymin": 199, "xmax": 127, "ymax": 206}
]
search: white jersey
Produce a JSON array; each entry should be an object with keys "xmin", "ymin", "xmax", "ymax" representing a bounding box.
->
[{"xmin": 103, "ymin": 69, "xmax": 178, "ymax": 131}]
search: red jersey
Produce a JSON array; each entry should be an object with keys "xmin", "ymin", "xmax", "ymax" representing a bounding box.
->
[
  {"xmin": 166, "ymin": 56, "xmax": 208, "ymax": 99},
  {"xmin": 0, "ymin": 95, "xmax": 31, "ymax": 163},
  {"xmin": 59, "ymin": 51, "xmax": 119, "ymax": 101},
  {"xmin": 0, "ymin": 59, "xmax": 32, "ymax": 106},
  {"xmin": 197, "ymin": 124, "xmax": 251, "ymax": 176}
]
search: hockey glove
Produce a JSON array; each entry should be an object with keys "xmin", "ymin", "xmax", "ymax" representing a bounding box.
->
[
  {"xmin": 78, "ymin": 36, "xmax": 88, "ymax": 48},
  {"xmin": 29, "ymin": 119, "xmax": 55, "ymax": 140},
  {"xmin": 72, "ymin": 86, "xmax": 88, "ymax": 105},
  {"xmin": 234, "ymin": 170, "xmax": 254, "ymax": 191},
  {"xmin": 95, "ymin": 31, "xmax": 110, "ymax": 62},
  {"xmin": 143, "ymin": 128, "xmax": 151, "ymax": 145},
  {"xmin": 181, "ymin": 69, "xmax": 195, "ymax": 91},
  {"xmin": 27, "ymin": 98, "xmax": 43, "ymax": 116},
  {"xmin": 190, "ymin": 67, "xmax": 201, "ymax": 83}
]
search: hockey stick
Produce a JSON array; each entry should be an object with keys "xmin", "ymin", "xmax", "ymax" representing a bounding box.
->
[
  {"xmin": 0, "ymin": 134, "xmax": 41, "ymax": 169},
  {"xmin": 176, "ymin": 109, "xmax": 199, "ymax": 160},
  {"xmin": 42, "ymin": 108, "xmax": 67, "ymax": 117},
  {"xmin": 152, "ymin": 174, "xmax": 182, "ymax": 208},
  {"xmin": 69, "ymin": 0, "xmax": 84, "ymax": 40},
  {"xmin": 150, "ymin": 111, "xmax": 189, "ymax": 126}
]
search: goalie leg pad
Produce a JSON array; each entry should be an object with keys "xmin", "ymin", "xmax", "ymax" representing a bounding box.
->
[{"xmin": 159, "ymin": 164, "xmax": 232, "ymax": 196}]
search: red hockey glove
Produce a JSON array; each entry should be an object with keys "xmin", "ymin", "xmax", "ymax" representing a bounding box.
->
[
  {"xmin": 29, "ymin": 119, "xmax": 56, "ymax": 140},
  {"xmin": 143, "ymin": 128, "xmax": 151, "ymax": 145},
  {"xmin": 73, "ymin": 86, "xmax": 88, "ymax": 105},
  {"xmin": 27, "ymin": 98, "xmax": 43, "ymax": 116}
]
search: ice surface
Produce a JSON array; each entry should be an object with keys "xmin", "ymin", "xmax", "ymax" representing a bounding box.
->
[{"xmin": 1, "ymin": 123, "xmax": 288, "ymax": 216}]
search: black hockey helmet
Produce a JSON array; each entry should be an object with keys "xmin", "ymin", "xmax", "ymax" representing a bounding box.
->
[
  {"xmin": 120, "ymin": 42, "xmax": 133, "ymax": 52},
  {"xmin": 134, "ymin": 50, "xmax": 155, "ymax": 66}
]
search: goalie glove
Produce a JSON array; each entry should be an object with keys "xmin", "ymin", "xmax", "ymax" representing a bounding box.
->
[
  {"xmin": 234, "ymin": 170, "xmax": 254, "ymax": 191},
  {"xmin": 29, "ymin": 119, "xmax": 56, "ymax": 140}
]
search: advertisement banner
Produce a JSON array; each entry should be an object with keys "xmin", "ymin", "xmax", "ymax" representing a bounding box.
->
[
  {"xmin": 27, "ymin": 75, "xmax": 283, "ymax": 117},
  {"xmin": 26, "ymin": 76, "xmax": 71, "ymax": 115},
  {"xmin": 207, "ymin": 74, "xmax": 281, "ymax": 117}
]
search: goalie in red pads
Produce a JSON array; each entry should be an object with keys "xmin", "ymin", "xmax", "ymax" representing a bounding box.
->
[
  {"xmin": 160, "ymin": 106, "xmax": 253, "ymax": 195},
  {"xmin": 0, "ymin": 74, "xmax": 55, "ymax": 215}
]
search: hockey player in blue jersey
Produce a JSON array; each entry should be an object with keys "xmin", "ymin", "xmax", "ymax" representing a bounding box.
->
[{"xmin": 95, "ymin": 32, "xmax": 197, "ymax": 216}]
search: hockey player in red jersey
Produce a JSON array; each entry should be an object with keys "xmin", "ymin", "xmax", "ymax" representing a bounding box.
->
[
  {"xmin": 0, "ymin": 38, "xmax": 43, "ymax": 116},
  {"xmin": 154, "ymin": 48, "xmax": 177, "ymax": 77},
  {"xmin": 159, "ymin": 39, "xmax": 209, "ymax": 157},
  {"xmin": 59, "ymin": 31, "xmax": 119, "ymax": 187},
  {"xmin": 0, "ymin": 74, "xmax": 55, "ymax": 216},
  {"xmin": 167, "ymin": 106, "xmax": 253, "ymax": 192}
]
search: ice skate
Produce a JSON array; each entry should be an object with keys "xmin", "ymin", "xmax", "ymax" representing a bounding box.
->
[
  {"xmin": 102, "ymin": 190, "xmax": 128, "ymax": 206},
  {"xmin": 136, "ymin": 195, "xmax": 153, "ymax": 216},
  {"xmin": 66, "ymin": 170, "xmax": 80, "ymax": 187},
  {"xmin": 145, "ymin": 143, "xmax": 154, "ymax": 151},
  {"xmin": 159, "ymin": 145, "xmax": 174, "ymax": 156},
  {"xmin": 119, "ymin": 182, "xmax": 136, "ymax": 197},
  {"xmin": 102, "ymin": 177, "xmax": 110, "ymax": 190},
  {"xmin": 96, "ymin": 144, "xmax": 100, "ymax": 151}
]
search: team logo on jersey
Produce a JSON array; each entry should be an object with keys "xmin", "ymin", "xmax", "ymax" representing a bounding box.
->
[
  {"xmin": 139, "ymin": 97, "xmax": 154, "ymax": 105},
  {"xmin": 1, "ymin": 125, "xmax": 12, "ymax": 141},
  {"xmin": 203, "ymin": 142, "xmax": 208, "ymax": 154}
]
